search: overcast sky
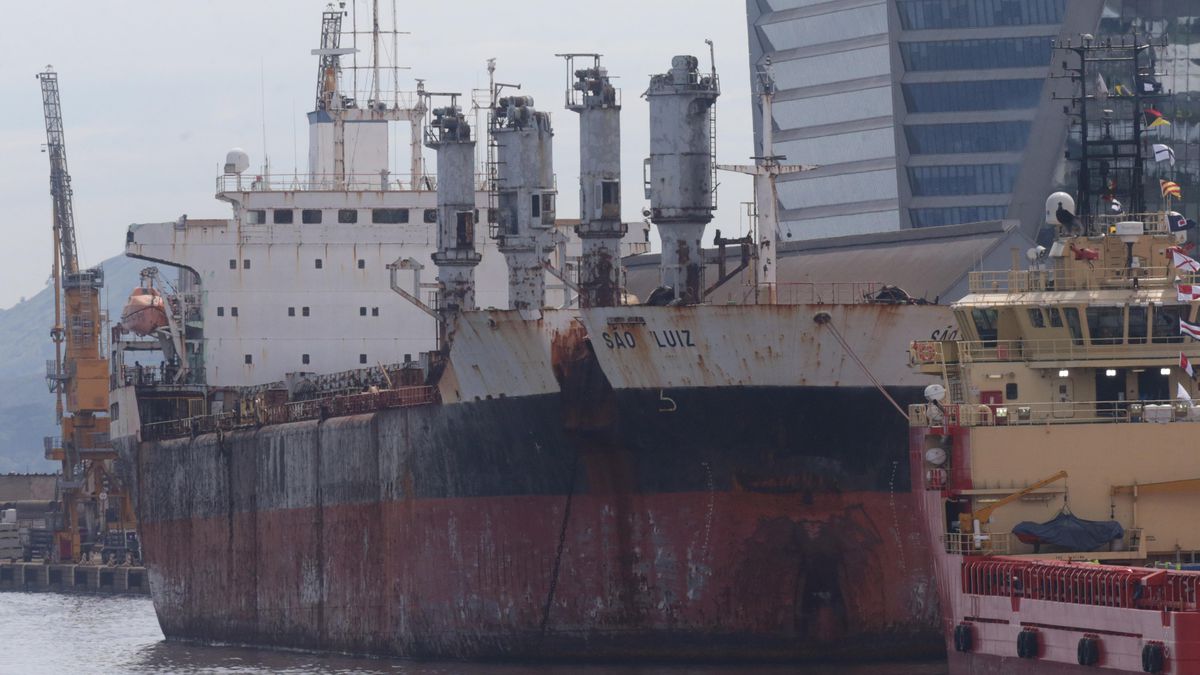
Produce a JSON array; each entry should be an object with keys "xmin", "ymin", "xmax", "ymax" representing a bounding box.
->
[{"xmin": 0, "ymin": 0, "xmax": 755, "ymax": 309}]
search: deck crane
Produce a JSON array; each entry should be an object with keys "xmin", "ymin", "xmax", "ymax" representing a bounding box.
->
[{"xmin": 37, "ymin": 67, "xmax": 135, "ymax": 563}]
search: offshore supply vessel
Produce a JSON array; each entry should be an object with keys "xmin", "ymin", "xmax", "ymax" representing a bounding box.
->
[
  {"xmin": 109, "ymin": 5, "xmax": 955, "ymax": 662},
  {"xmin": 907, "ymin": 35, "xmax": 1200, "ymax": 673}
]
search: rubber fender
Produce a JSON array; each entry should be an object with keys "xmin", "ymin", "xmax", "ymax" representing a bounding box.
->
[
  {"xmin": 1142, "ymin": 642, "xmax": 1165, "ymax": 673},
  {"xmin": 954, "ymin": 623, "xmax": 973, "ymax": 653},
  {"xmin": 1077, "ymin": 636, "xmax": 1100, "ymax": 666},
  {"xmin": 1018, "ymin": 629, "xmax": 1039, "ymax": 659}
]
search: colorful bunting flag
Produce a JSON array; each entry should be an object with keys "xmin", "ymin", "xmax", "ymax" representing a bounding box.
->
[
  {"xmin": 1163, "ymin": 180, "xmax": 1183, "ymax": 200},
  {"xmin": 1182, "ymin": 352, "xmax": 1196, "ymax": 379}
]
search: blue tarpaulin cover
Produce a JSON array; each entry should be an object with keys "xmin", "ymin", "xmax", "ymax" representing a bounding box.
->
[{"xmin": 1012, "ymin": 512, "xmax": 1125, "ymax": 552}]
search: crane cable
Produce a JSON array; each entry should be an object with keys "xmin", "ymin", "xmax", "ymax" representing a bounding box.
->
[{"xmin": 815, "ymin": 312, "xmax": 910, "ymax": 422}]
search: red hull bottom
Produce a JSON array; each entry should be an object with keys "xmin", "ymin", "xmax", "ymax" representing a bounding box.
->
[{"xmin": 140, "ymin": 490, "xmax": 940, "ymax": 661}]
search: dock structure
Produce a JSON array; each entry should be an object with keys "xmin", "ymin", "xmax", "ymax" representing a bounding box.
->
[{"xmin": 0, "ymin": 562, "xmax": 150, "ymax": 596}]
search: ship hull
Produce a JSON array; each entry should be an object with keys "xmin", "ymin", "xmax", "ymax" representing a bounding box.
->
[{"xmin": 121, "ymin": 385, "xmax": 942, "ymax": 661}]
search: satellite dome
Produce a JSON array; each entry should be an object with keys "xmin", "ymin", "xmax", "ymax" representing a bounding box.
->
[
  {"xmin": 1045, "ymin": 192, "xmax": 1075, "ymax": 226},
  {"xmin": 924, "ymin": 384, "xmax": 947, "ymax": 403},
  {"xmin": 224, "ymin": 148, "xmax": 250, "ymax": 175}
]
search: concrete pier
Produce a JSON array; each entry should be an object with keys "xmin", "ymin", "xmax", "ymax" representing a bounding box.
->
[{"xmin": 0, "ymin": 562, "xmax": 149, "ymax": 596}]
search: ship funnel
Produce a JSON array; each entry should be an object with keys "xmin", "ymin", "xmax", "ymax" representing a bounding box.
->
[
  {"xmin": 491, "ymin": 92, "xmax": 556, "ymax": 312},
  {"xmin": 426, "ymin": 102, "xmax": 480, "ymax": 345},
  {"xmin": 645, "ymin": 54, "xmax": 720, "ymax": 305},
  {"xmin": 561, "ymin": 53, "xmax": 627, "ymax": 308}
]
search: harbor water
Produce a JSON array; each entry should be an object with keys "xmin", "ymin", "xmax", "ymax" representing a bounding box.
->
[{"xmin": 0, "ymin": 592, "xmax": 947, "ymax": 674}]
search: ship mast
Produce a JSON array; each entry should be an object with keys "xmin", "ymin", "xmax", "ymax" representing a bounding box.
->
[
  {"xmin": 717, "ymin": 61, "xmax": 815, "ymax": 304},
  {"xmin": 1054, "ymin": 32, "xmax": 1167, "ymax": 230}
]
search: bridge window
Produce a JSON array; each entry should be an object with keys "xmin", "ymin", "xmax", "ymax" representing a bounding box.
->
[
  {"xmin": 372, "ymin": 208, "xmax": 409, "ymax": 224},
  {"xmin": 970, "ymin": 308, "xmax": 998, "ymax": 346},
  {"xmin": 1026, "ymin": 308, "xmax": 1045, "ymax": 328},
  {"xmin": 1064, "ymin": 307, "xmax": 1084, "ymax": 346},
  {"xmin": 1128, "ymin": 306, "xmax": 1148, "ymax": 344},
  {"xmin": 246, "ymin": 210, "xmax": 266, "ymax": 224},
  {"xmin": 371, "ymin": 307, "xmax": 379, "ymax": 317},
  {"xmin": 272, "ymin": 209, "xmax": 294, "ymax": 224},
  {"xmin": 1152, "ymin": 306, "xmax": 1185, "ymax": 344},
  {"xmin": 338, "ymin": 209, "xmax": 358, "ymax": 224},
  {"xmin": 302, "ymin": 209, "xmax": 322, "ymax": 224},
  {"xmin": 1086, "ymin": 307, "xmax": 1123, "ymax": 345},
  {"xmin": 1046, "ymin": 307, "xmax": 1063, "ymax": 328}
]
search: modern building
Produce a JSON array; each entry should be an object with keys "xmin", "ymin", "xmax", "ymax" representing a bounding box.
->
[{"xmin": 746, "ymin": 0, "xmax": 1200, "ymax": 240}]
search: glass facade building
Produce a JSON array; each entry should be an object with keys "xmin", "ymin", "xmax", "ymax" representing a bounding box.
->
[{"xmin": 746, "ymin": 1, "xmax": 1195, "ymax": 240}]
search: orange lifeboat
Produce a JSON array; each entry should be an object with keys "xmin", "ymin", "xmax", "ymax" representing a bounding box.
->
[{"xmin": 120, "ymin": 286, "xmax": 169, "ymax": 336}]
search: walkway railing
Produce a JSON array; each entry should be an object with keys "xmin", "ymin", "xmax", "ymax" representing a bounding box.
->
[
  {"xmin": 910, "ymin": 399, "xmax": 1200, "ymax": 428},
  {"xmin": 216, "ymin": 173, "xmax": 491, "ymax": 194},
  {"xmin": 912, "ymin": 338, "xmax": 1188, "ymax": 366},
  {"xmin": 962, "ymin": 556, "xmax": 1200, "ymax": 612},
  {"xmin": 141, "ymin": 386, "xmax": 437, "ymax": 441},
  {"xmin": 969, "ymin": 265, "xmax": 1174, "ymax": 293}
]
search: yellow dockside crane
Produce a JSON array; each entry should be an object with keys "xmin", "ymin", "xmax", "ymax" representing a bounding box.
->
[{"xmin": 37, "ymin": 67, "xmax": 136, "ymax": 563}]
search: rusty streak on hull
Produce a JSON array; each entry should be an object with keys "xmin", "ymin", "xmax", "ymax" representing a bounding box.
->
[
  {"xmin": 140, "ymin": 491, "xmax": 936, "ymax": 660},
  {"xmin": 123, "ymin": 383, "xmax": 941, "ymax": 661}
]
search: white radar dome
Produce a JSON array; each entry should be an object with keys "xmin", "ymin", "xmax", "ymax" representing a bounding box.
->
[
  {"xmin": 224, "ymin": 148, "xmax": 250, "ymax": 175},
  {"xmin": 1045, "ymin": 192, "xmax": 1075, "ymax": 226},
  {"xmin": 924, "ymin": 384, "xmax": 947, "ymax": 403}
]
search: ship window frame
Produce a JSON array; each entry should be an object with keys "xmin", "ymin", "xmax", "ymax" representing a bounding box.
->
[
  {"xmin": 1128, "ymin": 305, "xmax": 1148, "ymax": 345},
  {"xmin": 1086, "ymin": 306, "xmax": 1124, "ymax": 346},
  {"xmin": 1005, "ymin": 383, "xmax": 1018, "ymax": 400},
  {"xmin": 1063, "ymin": 307, "xmax": 1084, "ymax": 346},
  {"xmin": 302, "ymin": 354, "xmax": 310, "ymax": 365},
  {"xmin": 315, "ymin": 258, "xmax": 323, "ymax": 269},
  {"xmin": 1046, "ymin": 307, "xmax": 1063, "ymax": 328},
  {"xmin": 970, "ymin": 308, "xmax": 999, "ymax": 347},
  {"xmin": 359, "ymin": 354, "xmax": 368, "ymax": 365},
  {"xmin": 1026, "ymin": 308, "xmax": 1045, "ymax": 328},
  {"xmin": 372, "ymin": 208, "xmax": 410, "ymax": 224},
  {"xmin": 301, "ymin": 209, "xmax": 323, "ymax": 224},
  {"xmin": 217, "ymin": 306, "xmax": 225, "ymax": 317},
  {"xmin": 423, "ymin": 208, "xmax": 438, "ymax": 224},
  {"xmin": 272, "ymin": 209, "xmax": 295, "ymax": 225},
  {"xmin": 229, "ymin": 259, "xmax": 237, "ymax": 270},
  {"xmin": 230, "ymin": 306, "xmax": 239, "ymax": 318},
  {"xmin": 246, "ymin": 209, "xmax": 267, "ymax": 225},
  {"xmin": 243, "ymin": 259, "xmax": 250, "ymax": 270},
  {"xmin": 338, "ymin": 209, "xmax": 359, "ymax": 224},
  {"xmin": 302, "ymin": 306, "xmax": 310, "ymax": 317},
  {"xmin": 1152, "ymin": 305, "xmax": 1185, "ymax": 344},
  {"xmin": 357, "ymin": 259, "xmax": 365, "ymax": 269},
  {"xmin": 244, "ymin": 354, "xmax": 253, "ymax": 365},
  {"xmin": 360, "ymin": 306, "xmax": 367, "ymax": 316},
  {"xmin": 288, "ymin": 307, "xmax": 295, "ymax": 317},
  {"xmin": 372, "ymin": 307, "xmax": 379, "ymax": 317}
]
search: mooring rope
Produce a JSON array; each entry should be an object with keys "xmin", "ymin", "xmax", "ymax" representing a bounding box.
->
[{"xmin": 817, "ymin": 314, "xmax": 911, "ymax": 422}]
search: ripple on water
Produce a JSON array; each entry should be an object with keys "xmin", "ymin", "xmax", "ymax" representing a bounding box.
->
[{"xmin": 0, "ymin": 592, "xmax": 947, "ymax": 674}]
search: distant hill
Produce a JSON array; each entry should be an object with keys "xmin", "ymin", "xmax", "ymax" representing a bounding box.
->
[{"xmin": 0, "ymin": 255, "xmax": 144, "ymax": 473}]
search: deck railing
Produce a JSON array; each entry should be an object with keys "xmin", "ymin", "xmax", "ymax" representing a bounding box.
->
[
  {"xmin": 968, "ymin": 265, "xmax": 1175, "ymax": 294},
  {"xmin": 912, "ymin": 337, "xmax": 1188, "ymax": 366},
  {"xmin": 216, "ymin": 173, "xmax": 491, "ymax": 194},
  {"xmin": 910, "ymin": 399, "xmax": 1200, "ymax": 428},
  {"xmin": 141, "ymin": 386, "xmax": 437, "ymax": 441},
  {"xmin": 962, "ymin": 556, "xmax": 1200, "ymax": 612}
]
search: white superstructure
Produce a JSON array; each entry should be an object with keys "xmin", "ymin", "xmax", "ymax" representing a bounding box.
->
[{"xmin": 122, "ymin": 5, "xmax": 644, "ymax": 388}]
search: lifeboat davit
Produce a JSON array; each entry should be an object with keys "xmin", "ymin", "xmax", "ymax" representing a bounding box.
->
[{"xmin": 120, "ymin": 286, "xmax": 169, "ymax": 336}]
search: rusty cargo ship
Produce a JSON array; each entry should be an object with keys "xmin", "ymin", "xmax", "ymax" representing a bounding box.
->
[{"xmin": 108, "ymin": 6, "xmax": 954, "ymax": 662}]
